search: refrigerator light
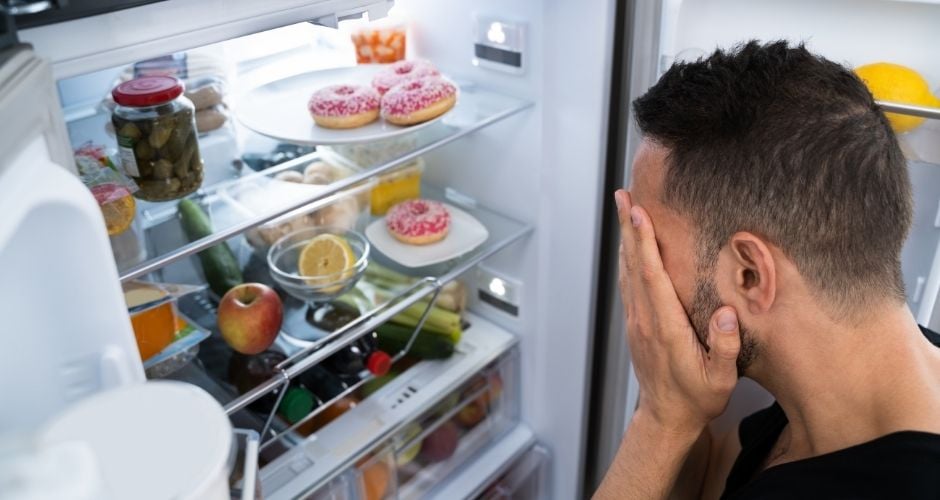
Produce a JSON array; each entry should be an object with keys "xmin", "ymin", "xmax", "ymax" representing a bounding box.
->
[
  {"xmin": 473, "ymin": 16, "xmax": 525, "ymax": 74},
  {"xmin": 487, "ymin": 22, "xmax": 507, "ymax": 45},
  {"xmin": 489, "ymin": 277, "xmax": 508, "ymax": 297}
]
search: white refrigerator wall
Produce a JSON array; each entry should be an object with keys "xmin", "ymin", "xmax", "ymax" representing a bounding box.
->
[{"xmin": 399, "ymin": 0, "xmax": 616, "ymax": 497}]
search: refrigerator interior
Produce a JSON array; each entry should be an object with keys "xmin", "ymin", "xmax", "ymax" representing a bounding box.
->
[
  {"xmin": 20, "ymin": 0, "xmax": 618, "ymax": 497},
  {"xmin": 589, "ymin": 0, "xmax": 940, "ymax": 489}
]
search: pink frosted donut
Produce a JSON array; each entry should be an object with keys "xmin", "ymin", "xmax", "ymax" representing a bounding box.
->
[
  {"xmin": 308, "ymin": 84, "xmax": 380, "ymax": 129},
  {"xmin": 386, "ymin": 199, "xmax": 450, "ymax": 245},
  {"xmin": 371, "ymin": 60, "xmax": 440, "ymax": 95},
  {"xmin": 381, "ymin": 77, "xmax": 457, "ymax": 126}
]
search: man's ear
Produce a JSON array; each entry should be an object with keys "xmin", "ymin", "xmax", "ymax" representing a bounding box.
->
[{"xmin": 726, "ymin": 232, "xmax": 776, "ymax": 315}]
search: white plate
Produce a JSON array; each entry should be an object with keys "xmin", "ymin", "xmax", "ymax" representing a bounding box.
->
[
  {"xmin": 236, "ymin": 65, "xmax": 452, "ymax": 146},
  {"xmin": 365, "ymin": 203, "xmax": 489, "ymax": 268}
]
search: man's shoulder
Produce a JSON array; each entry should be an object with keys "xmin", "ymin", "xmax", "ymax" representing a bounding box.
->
[{"xmin": 727, "ymin": 430, "xmax": 940, "ymax": 499}]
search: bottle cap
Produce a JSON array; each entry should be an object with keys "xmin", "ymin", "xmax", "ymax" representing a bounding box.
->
[
  {"xmin": 366, "ymin": 351, "xmax": 392, "ymax": 376},
  {"xmin": 278, "ymin": 387, "xmax": 316, "ymax": 424},
  {"xmin": 112, "ymin": 76, "xmax": 184, "ymax": 107}
]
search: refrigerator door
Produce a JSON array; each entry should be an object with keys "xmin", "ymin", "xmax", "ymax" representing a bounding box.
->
[
  {"xmin": 0, "ymin": 44, "xmax": 144, "ymax": 435},
  {"xmin": 589, "ymin": 0, "xmax": 940, "ymax": 490}
]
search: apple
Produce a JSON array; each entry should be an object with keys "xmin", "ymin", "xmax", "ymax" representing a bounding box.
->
[
  {"xmin": 218, "ymin": 283, "xmax": 283, "ymax": 354},
  {"xmin": 420, "ymin": 421, "xmax": 459, "ymax": 463},
  {"xmin": 455, "ymin": 400, "xmax": 487, "ymax": 428}
]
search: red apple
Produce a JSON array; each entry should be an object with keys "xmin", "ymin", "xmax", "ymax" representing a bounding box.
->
[
  {"xmin": 218, "ymin": 283, "xmax": 283, "ymax": 354},
  {"xmin": 455, "ymin": 400, "xmax": 486, "ymax": 428}
]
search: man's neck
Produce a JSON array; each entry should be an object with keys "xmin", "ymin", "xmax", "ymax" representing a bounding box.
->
[{"xmin": 754, "ymin": 302, "xmax": 940, "ymax": 462}]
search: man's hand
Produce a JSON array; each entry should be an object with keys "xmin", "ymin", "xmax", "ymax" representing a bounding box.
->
[
  {"xmin": 616, "ymin": 189, "xmax": 741, "ymax": 437},
  {"xmin": 595, "ymin": 190, "xmax": 742, "ymax": 500}
]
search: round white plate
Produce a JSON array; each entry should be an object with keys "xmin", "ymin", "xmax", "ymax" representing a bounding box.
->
[
  {"xmin": 236, "ymin": 65, "xmax": 451, "ymax": 146},
  {"xmin": 365, "ymin": 203, "xmax": 489, "ymax": 268}
]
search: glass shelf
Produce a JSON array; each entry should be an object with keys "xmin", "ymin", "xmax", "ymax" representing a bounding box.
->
[{"xmin": 114, "ymin": 83, "xmax": 532, "ymax": 282}]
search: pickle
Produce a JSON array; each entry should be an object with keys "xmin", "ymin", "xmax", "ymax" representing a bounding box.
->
[
  {"xmin": 148, "ymin": 119, "xmax": 174, "ymax": 149},
  {"xmin": 117, "ymin": 122, "xmax": 142, "ymax": 142},
  {"xmin": 138, "ymin": 160, "xmax": 154, "ymax": 178},
  {"xmin": 153, "ymin": 159, "xmax": 174, "ymax": 179},
  {"xmin": 134, "ymin": 140, "xmax": 155, "ymax": 161}
]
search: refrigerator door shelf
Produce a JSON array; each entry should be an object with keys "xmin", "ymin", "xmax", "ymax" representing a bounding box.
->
[
  {"xmin": 259, "ymin": 312, "xmax": 517, "ymax": 500},
  {"xmin": 19, "ymin": 0, "xmax": 392, "ymax": 79}
]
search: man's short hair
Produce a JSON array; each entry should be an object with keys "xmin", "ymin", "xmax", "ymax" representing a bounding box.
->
[{"xmin": 633, "ymin": 40, "xmax": 912, "ymax": 310}]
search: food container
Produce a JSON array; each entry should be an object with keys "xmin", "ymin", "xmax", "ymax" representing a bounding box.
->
[
  {"xmin": 111, "ymin": 76, "xmax": 204, "ymax": 201},
  {"xmin": 125, "ymin": 283, "xmax": 178, "ymax": 361},
  {"xmin": 370, "ymin": 158, "xmax": 424, "ymax": 215},
  {"xmin": 350, "ymin": 17, "xmax": 407, "ymax": 64},
  {"xmin": 321, "ymin": 135, "xmax": 419, "ymax": 169},
  {"xmin": 220, "ymin": 160, "xmax": 373, "ymax": 253},
  {"xmin": 124, "ymin": 281, "xmax": 211, "ymax": 374}
]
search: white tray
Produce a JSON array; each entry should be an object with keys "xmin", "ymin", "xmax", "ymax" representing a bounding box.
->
[
  {"xmin": 365, "ymin": 203, "xmax": 489, "ymax": 268},
  {"xmin": 236, "ymin": 65, "xmax": 451, "ymax": 146}
]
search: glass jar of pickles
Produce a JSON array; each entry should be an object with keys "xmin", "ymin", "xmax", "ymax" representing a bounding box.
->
[{"xmin": 111, "ymin": 76, "xmax": 204, "ymax": 201}]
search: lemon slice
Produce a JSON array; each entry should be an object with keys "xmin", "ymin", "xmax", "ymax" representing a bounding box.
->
[{"xmin": 298, "ymin": 234, "xmax": 355, "ymax": 290}]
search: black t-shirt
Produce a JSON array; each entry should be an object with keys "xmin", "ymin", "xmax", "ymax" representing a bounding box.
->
[{"xmin": 721, "ymin": 326, "xmax": 940, "ymax": 500}]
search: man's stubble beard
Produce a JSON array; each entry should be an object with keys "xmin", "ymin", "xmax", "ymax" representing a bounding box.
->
[{"xmin": 689, "ymin": 271, "xmax": 758, "ymax": 377}]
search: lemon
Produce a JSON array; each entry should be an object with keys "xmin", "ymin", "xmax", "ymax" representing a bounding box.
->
[
  {"xmin": 297, "ymin": 234, "xmax": 355, "ymax": 290},
  {"xmin": 854, "ymin": 62, "xmax": 939, "ymax": 133}
]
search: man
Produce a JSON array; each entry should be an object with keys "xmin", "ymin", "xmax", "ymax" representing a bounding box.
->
[{"xmin": 594, "ymin": 41, "xmax": 940, "ymax": 499}]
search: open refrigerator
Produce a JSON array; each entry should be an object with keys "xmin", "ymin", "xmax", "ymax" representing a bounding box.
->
[
  {"xmin": 586, "ymin": 0, "xmax": 940, "ymax": 491},
  {"xmin": 0, "ymin": 1, "xmax": 615, "ymax": 499}
]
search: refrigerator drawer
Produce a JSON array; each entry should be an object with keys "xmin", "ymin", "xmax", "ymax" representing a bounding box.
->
[
  {"xmin": 308, "ymin": 347, "xmax": 519, "ymax": 500},
  {"xmin": 475, "ymin": 445, "xmax": 551, "ymax": 500}
]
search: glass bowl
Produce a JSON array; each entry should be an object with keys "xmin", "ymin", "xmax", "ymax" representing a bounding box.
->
[{"xmin": 267, "ymin": 227, "xmax": 370, "ymax": 303}]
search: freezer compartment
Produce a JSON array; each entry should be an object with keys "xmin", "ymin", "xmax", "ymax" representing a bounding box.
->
[
  {"xmin": 475, "ymin": 445, "xmax": 551, "ymax": 500},
  {"xmin": 294, "ymin": 345, "xmax": 519, "ymax": 500},
  {"xmin": 260, "ymin": 315, "xmax": 517, "ymax": 499}
]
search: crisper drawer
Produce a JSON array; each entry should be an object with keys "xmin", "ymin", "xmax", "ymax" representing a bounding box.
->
[
  {"xmin": 475, "ymin": 445, "xmax": 551, "ymax": 500},
  {"xmin": 304, "ymin": 348, "xmax": 519, "ymax": 500}
]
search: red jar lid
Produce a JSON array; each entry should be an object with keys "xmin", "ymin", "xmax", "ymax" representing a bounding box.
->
[{"xmin": 112, "ymin": 76, "xmax": 184, "ymax": 107}]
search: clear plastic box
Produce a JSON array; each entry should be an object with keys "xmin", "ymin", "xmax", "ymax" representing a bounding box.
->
[
  {"xmin": 476, "ymin": 445, "xmax": 551, "ymax": 500},
  {"xmin": 303, "ymin": 348, "xmax": 518, "ymax": 500},
  {"xmin": 219, "ymin": 158, "xmax": 374, "ymax": 253}
]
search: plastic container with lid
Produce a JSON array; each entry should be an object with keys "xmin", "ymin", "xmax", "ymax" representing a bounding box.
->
[
  {"xmin": 111, "ymin": 76, "xmax": 204, "ymax": 201},
  {"xmin": 350, "ymin": 16, "xmax": 407, "ymax": 64}
]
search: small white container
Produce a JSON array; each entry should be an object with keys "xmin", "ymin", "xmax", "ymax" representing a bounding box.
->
[{"xmin": 40, "ymin": 381, "xmax": 233, "ymax": 500}]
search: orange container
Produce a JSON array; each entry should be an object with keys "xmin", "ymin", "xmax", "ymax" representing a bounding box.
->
[
  {"xmin": 125, "ymin": 284, "xmax": 178, "ymax": 361},
  {"xmin": 351, "ymin": 18, "xmax": 407, "ymax": 64}
]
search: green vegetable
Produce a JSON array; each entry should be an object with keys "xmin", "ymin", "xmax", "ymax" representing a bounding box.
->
[
  {"xmin": 390, "ymin": 298, "xmax": 462, "ymax": 343},
  {"xmin": 376, "ymin": 323, "xmax": 455, "ymax": 360},
  {"xmin": 178, "ymin": 199, "xmax": 243, "ymax": 297}
]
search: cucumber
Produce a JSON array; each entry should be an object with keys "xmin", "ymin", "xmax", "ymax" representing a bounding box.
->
[
  {"xmin": 178, "ymin": 199, "xmax": 243, "ymax": 297},
  {"xmin": 376, "ymin": 323, "xmax": 455, "ymax": 360}
]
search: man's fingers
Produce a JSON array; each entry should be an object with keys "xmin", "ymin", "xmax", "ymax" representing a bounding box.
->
[
  {"xmin": 628, "ymin": 204, "xmax": 689, "ymax": 319},
  {"xmin": 705, "ymin": 306, "xmax": 742, "ymax": 385},
  {"xmin": 615, "ymin": 190, "xmax": 638, "ymax": 273}
]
